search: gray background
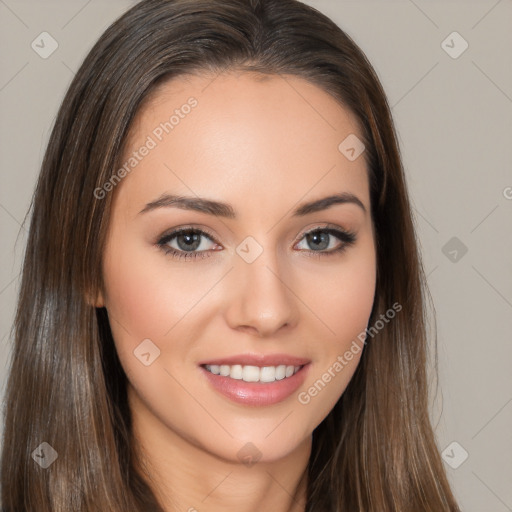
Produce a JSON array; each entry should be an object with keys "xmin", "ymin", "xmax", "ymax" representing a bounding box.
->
[{"xmin": 1, "ymin": 0, "xmax": 511, "ymax": 510}]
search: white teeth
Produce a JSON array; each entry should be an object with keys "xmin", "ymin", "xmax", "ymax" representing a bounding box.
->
[
  {"xmin": 230, "ymin": 364, "xmax": 243, "ymax": 380},
  {"xmin": 219, "ymin": 365, "xmax": 230, "ymax": 376},
  {"xmin": 242, "ymin": 365, "xmax": 260, "ymax": 382},
  {"xmin": 260, "ymin": 366, "xmax": 276, "ymax": 383},
  {"xmin": 275, "ymin": 365, "xmax": 286, "ymax": 380},
  {"xmin": 204, "ymin": 363, "xmax": 302, "ymax": 383}
]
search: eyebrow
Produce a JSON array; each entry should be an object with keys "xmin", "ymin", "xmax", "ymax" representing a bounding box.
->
[{"xmin": 139, "ymin": 192, "xmax": 367, "ymax": 218}]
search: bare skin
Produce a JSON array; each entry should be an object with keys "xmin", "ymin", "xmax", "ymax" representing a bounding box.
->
[{"xmin": 95, "ymin": 71, "xmax": 376, "ymax": 512}]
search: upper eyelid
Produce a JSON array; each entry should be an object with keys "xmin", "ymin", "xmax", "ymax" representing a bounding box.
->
[
  {"xmin": 295, "ymin": 223, "xmax": 348, "ymax": 240},
  {"xmin": 158, "ymin": 225, "xmax": 216, "ymax": 242}
]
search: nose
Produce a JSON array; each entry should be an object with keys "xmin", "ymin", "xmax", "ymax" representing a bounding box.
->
[{"xmin": 224, "ymin": 247, "xmax": 300, "ymax": 338}]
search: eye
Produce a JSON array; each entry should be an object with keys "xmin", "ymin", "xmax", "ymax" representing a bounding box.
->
[
  {"xmin": 156, "ymin": 224, "xmax": 357, "ymax": 262},
  {"xmin": 295, "ymin": 225, "xmax": 357, "ymax": 257},
  {"xmin": 157, "ymin": 227, "xmax": 220, "ymax": 261}
]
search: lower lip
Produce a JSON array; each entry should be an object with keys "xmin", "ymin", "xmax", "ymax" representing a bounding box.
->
[{"xmin": 200, "ymin": 364, "xmax": 311, "ymax": 406}]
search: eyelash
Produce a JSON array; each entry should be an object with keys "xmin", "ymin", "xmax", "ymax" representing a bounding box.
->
[{"xmin": 156, "ymin": 224, "xmax": 357, "ymax": 262}]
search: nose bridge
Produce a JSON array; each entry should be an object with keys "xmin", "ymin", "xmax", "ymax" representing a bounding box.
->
[{"xmin": 225, "ymin": 236, "xmax": 299, "ymax": 336}]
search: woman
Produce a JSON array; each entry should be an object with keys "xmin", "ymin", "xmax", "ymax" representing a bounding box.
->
[{"xmin": 0, "ymin": 0, "xmax": 461, "ymax": 510}]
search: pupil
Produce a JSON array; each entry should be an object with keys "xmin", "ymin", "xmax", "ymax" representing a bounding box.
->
[
  {"xmin": 178, "ymin": 232, "xmax": 200, "ymax": 251},
  {"xmin": 307, "ymin": 231, "xmax": 329, "ymax": 251}
]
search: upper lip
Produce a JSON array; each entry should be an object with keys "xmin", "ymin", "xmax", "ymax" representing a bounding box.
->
[{"xmin": 198, "ymin": 353, "xmax": 311, "ymax": 367}]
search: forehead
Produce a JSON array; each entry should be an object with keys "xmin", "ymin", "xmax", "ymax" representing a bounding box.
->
[{"xmin": 116, "ymin": 71, "xmax": 369, "ymax": 218}]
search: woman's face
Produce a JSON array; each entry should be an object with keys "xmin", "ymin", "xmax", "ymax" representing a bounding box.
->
[{"xmin": 98, "ymin": 71, "xmax": 376, "ymax": 465}]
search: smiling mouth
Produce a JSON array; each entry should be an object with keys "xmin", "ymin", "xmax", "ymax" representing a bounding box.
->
[{"xmin": 202, "ymin": 364, "xmax": 304, "ymax": 383}]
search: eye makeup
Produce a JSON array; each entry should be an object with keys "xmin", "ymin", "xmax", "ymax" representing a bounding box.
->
[{"xmin": 155, "ymin": 223, "xmax": 357, "ymax": 262}]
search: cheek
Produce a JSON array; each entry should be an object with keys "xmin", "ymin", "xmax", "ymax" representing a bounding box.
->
[
  {"xmin": 102, "ymin": 233, "xmax": 212, "ymax": 343},
  {"xmin": 100, "ymin": 237, "xmax": 213, "ymax": 415},
  {"xmin": 296, "ymin": 238, "xmax": 376, "ymax": 418},
  {"xmin": 304, "ymin": 239, "xmax": 376, "ymax": 347}
]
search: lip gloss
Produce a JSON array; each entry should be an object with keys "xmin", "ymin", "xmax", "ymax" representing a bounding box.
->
[{"xmin": 200, "ymin": 363, "xmax": 310, "ymax": 406}]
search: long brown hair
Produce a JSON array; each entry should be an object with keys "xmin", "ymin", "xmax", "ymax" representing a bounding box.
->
[{"xmin": 0, "ymin": 0, "xmax": 460, "ymax": 510}]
